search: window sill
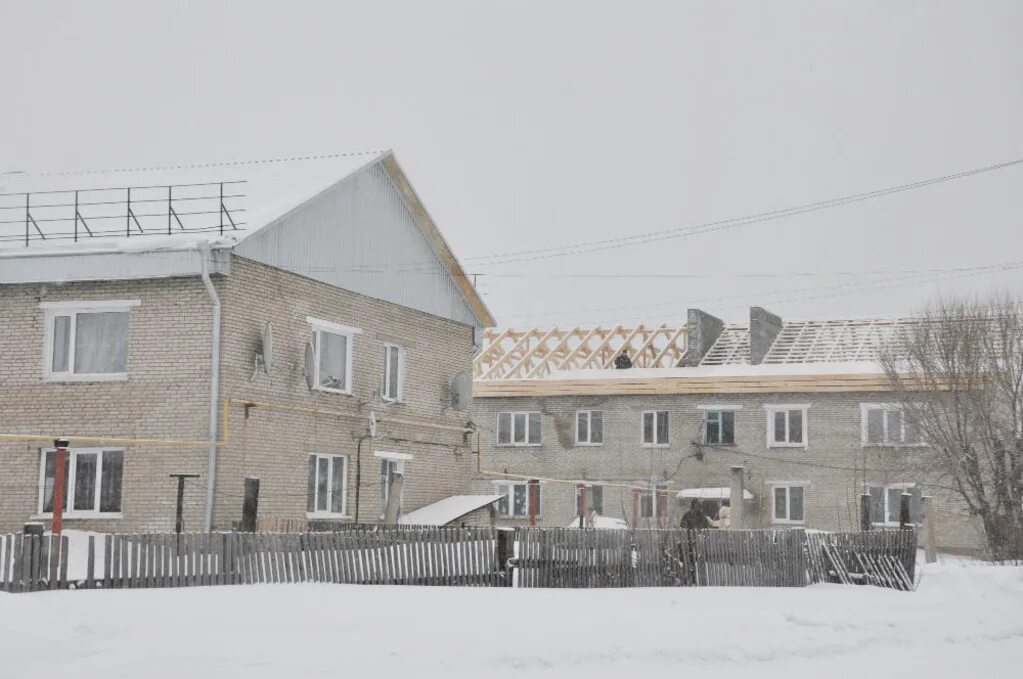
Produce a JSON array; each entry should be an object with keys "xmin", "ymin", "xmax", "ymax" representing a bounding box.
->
[
  {"xmin": 44, "ymin": 373, "xmax": 128, "ymax": 383},
  {"xmin": 380, "ymin": 397, "xmax": 407, "ymax": 406},
  {"xmin": 768, "ymin": 443, "xmax": 808, "ymax": 449},
  {"xmin": 575, "ymin": 442, "xmax": 604, "ymax": 447},
  {"xmin": 771, "ymin": 520, "xmax": 805, "ymax": 526},
  {"xmin": 32, "ymin": 512, "xmax": 123, "ymax": 520},
  {"xmin": 306, "ymin": 513, "xmax": 351, "ymax": 520},
  {"xmin": 704, "ymin": 442, "xmax": 737, "ymax": 447},
  {"xmin": 641, "ymin": 444, "xmax": 670, "ymax": 449},
  {"xmin": 495, "ymin": 444, "xmax": 542, "ymax": 448},
  {"xmin": 313, "ymin": 386, "xmax": 353, "ymax": 396}
]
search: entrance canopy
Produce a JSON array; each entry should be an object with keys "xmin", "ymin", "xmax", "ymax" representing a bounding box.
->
[{"xmin": 677, "ymin": 487, "xmax": 754, "ymax": 501}]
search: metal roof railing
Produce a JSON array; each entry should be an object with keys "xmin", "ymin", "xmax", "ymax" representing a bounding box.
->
[{"xmin": 0, "ymin": 180, "xmax": 246, "ymax": 246}]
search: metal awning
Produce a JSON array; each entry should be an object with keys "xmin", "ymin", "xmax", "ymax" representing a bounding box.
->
[{"xmin": 677, "ymin": 487, "xmax": 754, "ymax": 501}]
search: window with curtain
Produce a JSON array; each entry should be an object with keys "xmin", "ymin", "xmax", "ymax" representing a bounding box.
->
[
  {"xmin": 46, "ymin": 306, "xmax": 131, "ymax": 378},
  {"xmin": 39, "ymin": 448, "xmax": 123, "ymax": 516}
]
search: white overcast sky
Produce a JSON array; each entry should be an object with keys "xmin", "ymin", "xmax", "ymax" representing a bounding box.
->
[{"xmin": 2, "ymin": 1, "xmax": 1021, "ymax": 326}]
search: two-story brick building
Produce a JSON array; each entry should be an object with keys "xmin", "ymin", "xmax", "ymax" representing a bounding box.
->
[
  {"xmin": 470, "ymin": 308, "xmax": 987, "ymax": 554},
  {"xmin": 0, "ymin": 151, "xmax": 496, "ymax": 533}
]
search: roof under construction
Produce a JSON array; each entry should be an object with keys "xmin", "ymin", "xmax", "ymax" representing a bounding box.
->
[{"xmin": 473, "ymin": 307, "xmax": 916, "ymax": 395}]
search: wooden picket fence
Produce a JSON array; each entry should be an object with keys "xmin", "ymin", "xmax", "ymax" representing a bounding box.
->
[
  {"xmin": 805, "ymin": 529, "xmax": 917, "ymax": 590},
  {"xmin": 514, "ymin": 528, "xmax": 807, "ymax": 588},
  {"xmin": 0, "ymin": 534, "xmax": 71, "ymax": 592},
  {"xmin": 1, "ymin": 526, "xmax": 917, "ymax": 593}
]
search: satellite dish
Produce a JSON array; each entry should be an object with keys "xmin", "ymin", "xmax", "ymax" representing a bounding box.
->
[
  {"xmin": 450, "ymin": 371, "xmax": 473, "ymax": 411},
  {"xmin": 304, "ymin": 339, "xmax": 315, "ymax": 390},
  {"xmin": 257, "ymin": 322, "xmax": 274, "ymax": 376}
]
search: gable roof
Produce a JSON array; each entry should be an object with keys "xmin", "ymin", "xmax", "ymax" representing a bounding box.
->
[{"xmin": 0, "ymin": 151, "xmax": 494, "ymax": 327}]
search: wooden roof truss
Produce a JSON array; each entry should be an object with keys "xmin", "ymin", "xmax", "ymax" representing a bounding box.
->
[{"xmin": 475, "ymin": 324, "xmax": 688, "ymax": 380}]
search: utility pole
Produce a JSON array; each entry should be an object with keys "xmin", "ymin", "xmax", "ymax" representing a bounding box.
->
[
  {"xmin": 170, "ymin": 474, "xmax": 200, "ymax": 533},
  {"xmin": 52, "ymin": 438, "xmax": 70, "ymax": 536}
]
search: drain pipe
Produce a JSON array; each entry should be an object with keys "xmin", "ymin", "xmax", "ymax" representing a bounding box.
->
[{"xmin": 200, "ymin": 243, "xmax": 222, "ymax": 532}]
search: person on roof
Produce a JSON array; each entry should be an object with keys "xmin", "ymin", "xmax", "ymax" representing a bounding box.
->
[
  {"xmin": 614, "ymin": 348, "xmax": 633, "ymax": 369},
  {"xmin": 680, "ymin": 499, "xmax": 712, "ymax": 530}
]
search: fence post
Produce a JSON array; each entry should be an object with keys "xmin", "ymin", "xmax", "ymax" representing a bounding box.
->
[
  {"xmin": 921, "ymin": 496, "xmax": 937, "ymax": 563},
  {"xmin": 860, "ymin": 493, "xmax": 872, "ymax": 531},
  {"xmin": 730, "ymin": 466, "xmax": 745, "ymax": 529}
]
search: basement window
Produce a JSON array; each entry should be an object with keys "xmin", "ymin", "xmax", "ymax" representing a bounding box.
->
[
  {"xmin": 641, "ymin": 411, "xmax": 669, "ymax": 446},
  {"xmin": 306, "ymin": 453, "xmax": 347, "ymax": 518},
  {"xmin": 495, "ymin": 481, "xmax": 540, "ymax": 518},
  {"xmin": 41, "ymin": 300, "xmax": 139, "ymax": 381},
  {"xmin": 861, "ymin": 405, "xmax": 923, "ymax": 446},
  {"xmin": 576, "ymin": 410, "xmax": 604, "ymax": 445},
  {"xmin": 37, "ymin": 448, "xmax": 124, "ymax": 518},
  {"xmin": 497, "ymin": 412, "xmax": 542, "ymax": 446}
]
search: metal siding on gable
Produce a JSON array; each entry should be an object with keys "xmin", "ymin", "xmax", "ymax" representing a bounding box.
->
[{"xmin": 233, "ymin": 163, "xmax": 479, "ymax": 329}]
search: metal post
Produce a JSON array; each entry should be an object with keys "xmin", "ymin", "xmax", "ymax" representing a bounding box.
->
[
  {"xmin": 25, "ymin": 193, "xmax": 29, "ymax": 247},
  {"xmin": 126, "ymin": 187, "xmax": 131, "ymax": 237},
  {"xmin": 528, "ymin": 479, "xmax": 540, "ymax": 527},
  {"xmin": 219, "ymin": 183, "xmax": 224, "ymax": 235},
  {"xmin": 74, "ymin": 191, "xmax": 79, "ymax": 243},
  {"xmin": 576, "ymin": 483, "xmax": 587, "ymax": 527},
  {"xmin": 170, "ymin": 474, "xmax": 199, "ymax": 533},
  {"xmin": 860, "ymin": 493, "xmax": 872, "ymax": 531},
  {"xmin": 52, "ymin": 438, "xmax": 70, "ymax": 536},
  {"xmin": 729, "ymin": 465, "xmax": 744, "ymax": 529},
  {"xmin": 167, "ymin": 186, "xmax": 172, "ymax": 235}
]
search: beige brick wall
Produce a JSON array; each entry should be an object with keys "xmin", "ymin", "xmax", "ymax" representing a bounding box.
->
[
  {"xmin": 0, "ymin": 276, "xmax": 216, "ymax": 533},
  {"xmin": 471, "ymin": 392, "xmax": 988, "ymax": 553},
  {"xmin": 0, "ymin": 255, "xmax": 479, "ymax": 533},
  {"xmin": 213, "ymin": 255, "xmax": 477, "ymax": 529}
]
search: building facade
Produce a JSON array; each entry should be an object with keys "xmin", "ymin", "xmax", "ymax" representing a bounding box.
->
[
  {"xmin": 469, "ymin": 309, "xmax": 987, "ymax": 554},
  {"xmin": 0, "ymin": 151, "xmax": 494, "ymax": 533}
]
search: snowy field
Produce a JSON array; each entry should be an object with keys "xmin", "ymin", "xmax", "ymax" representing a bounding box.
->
[{"xmin": 0, "ymin": 558, "xmax": 1019, "ymax": 678}]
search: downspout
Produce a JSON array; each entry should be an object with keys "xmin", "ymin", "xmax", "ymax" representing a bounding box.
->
[{"xmin": 200, "ymin": 243, "xmax": 222, "ymax": 532}]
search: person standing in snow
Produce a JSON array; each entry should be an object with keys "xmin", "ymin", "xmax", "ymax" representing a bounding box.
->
[
  {"xmin": 680, "ymin": 499, "xmax": 711, "ymax": 530},
  {"xmin": 614, "ymin": 348, "xmax": 633, "ymax": 369}
]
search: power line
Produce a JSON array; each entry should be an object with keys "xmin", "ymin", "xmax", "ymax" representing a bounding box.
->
[
  {"xmin": 325, "ymin": 154, "xmax": 1023, "ymax": 273},
  {"xmin": 499, "ymin": 259, "xmax": 1023, "ymax": 321}
]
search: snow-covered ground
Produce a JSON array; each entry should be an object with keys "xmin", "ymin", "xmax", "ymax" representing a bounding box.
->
[{"xmin": 0, "ymin": 558, "xmax": 1019, "ymax": 678}]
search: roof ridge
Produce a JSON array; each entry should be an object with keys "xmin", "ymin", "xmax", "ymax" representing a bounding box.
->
[{"xmin": 3, "ymin": 150, "xmax": 388, "ymax": 179}]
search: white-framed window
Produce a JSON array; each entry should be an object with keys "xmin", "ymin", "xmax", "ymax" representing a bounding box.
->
[
  {"xmin": 381, "ymin": 344, "xmax": 405, "ymax": 402},
  {"xmin": 37, "ymin": 447, "xmax": 124, "ymax": 518},
  {"xmin": 639, "ymin": 484, "xmax": 668, "ymax": 519},
  {"xmin": 764, "ymin": 404, "xmax": 809, "ymax": 448},
  {"xmin": 771, "ymin": 484, "xmax": 806, "ymax": 524},
  {"xmin": 377, "ymin": 451, "xmax": 412, "ymax": 517},
  {"xmin": 41, "ymin": 300, "xmax": 139, "ymax": 381},
  {"xmin": 861, "ymin": 404, "xmax": 923, "ymax": 446},
  {"xmin": 307, "ymin": 317, "xmax": 361, "ymax": 395},
  {"xmin": 576, "ymin": 410, "xmax": 604, "ymax": 445},
  {"xmin": 306, "ymin": 453, "xmax": 348, "ymax": 518},
  {"xmin": 703, "ymin": 409, "xmax": 736, "ymax": 445},
  {"xmin": 868, "ymin": 483, "xmax": 922, "ymax": 526},
  {"xmin": 641, "ymin": 411, "xmax": 669, "ymax": 446},
  {"xmin": 497, "ymin": 412, "xmax": 542, "ymax": 446},
  {"xmin": 494, "ymin": 481, "xmax": 540, "ymax": 518},
  {"xmin": 575, "ymin": 485, "xmax": 604, "ymax": 515}
]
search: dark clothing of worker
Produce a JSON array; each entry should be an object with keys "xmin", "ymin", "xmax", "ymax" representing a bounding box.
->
[
  {"xmin": 614, "ymin": 351, "xmax": 633, "ymax": 369},
  {"xmin": 680, "ymin": 503, "xmax": 711, "ymax": 530}
]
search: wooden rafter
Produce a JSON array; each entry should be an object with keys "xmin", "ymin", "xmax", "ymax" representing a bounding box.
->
[{"xmin": 474, "ymin": 324, "xmax": 688, "ymax": 380}]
